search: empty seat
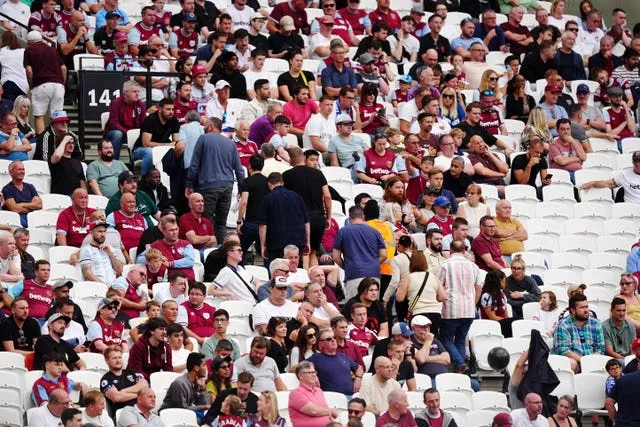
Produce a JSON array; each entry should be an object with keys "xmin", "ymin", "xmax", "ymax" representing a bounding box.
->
[
  {"xmin": 536, "ymin": 202, "xmax": 573, "ymax": 221},
  {"xmin": 597, "ymin": 235, "xmax": 634, "ymax": 256},
  {"xmin": 557, "ymin": 235, "xmax": 597, "ymax": 256},
  {"xmin": 588, "ymin": 252, "xmax": 626, "ymax": 274},
  {"xmin": 574, "ymin": 202, "xmax": 611, "ymax": 221},
  {"xmin": 527, "ymin": 218, "xmax": 564, "ymax": 238},
  {"xmin": 564, "ymin": 219, "xmax": 603, "ymax": 238},
  {"xmin": 543, "ymin": 269, "xmax": 579, "ymax": 288},
  {"xmin": 603, "ymin": 219, "xmax": 637, "ymax": 239},
  {"xmin": 549, "ymin": 252, "xmax": 588, "ymax": 274}
]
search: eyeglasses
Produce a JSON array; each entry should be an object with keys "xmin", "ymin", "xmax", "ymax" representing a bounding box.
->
[
  {"xmin": 105, "ymin": 305, "xmax": 118, "ymax": 311},
  {"xmin": 301, "ymin": 370, "xmax": 317, "ymax": 374},
  {"xmin": 349, "ymin": 0, "xmax": 360, "ymax": 3},
  {"xmin": 620, "ymin": 282, "xmax": 635, "ymax": 286},
  {"xmin": 567, "ymin": 27, "xmax": 579, "ymax": 32},
  {"xmin": 276, "ymin": 269, "xmax": 290, "ymax": 274},
  {"xmin": 511, "ymin": 267, "xmax": 524, "ymax": 271},
  {"xmin": 320, "ymin": 336, "xmax": 336, "ymax": 342},
  {"xmin": 323, "ymin": 3, "xmax": 335, "ymax": 7},
  {"xmin": 442, "ymin": 94, "xmax": 455, "ymax": 99}
]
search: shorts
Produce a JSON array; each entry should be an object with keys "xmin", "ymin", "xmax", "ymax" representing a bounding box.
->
[{"xmin": 31, "ymin": 82, "xmax": 65, "ymax": 116}]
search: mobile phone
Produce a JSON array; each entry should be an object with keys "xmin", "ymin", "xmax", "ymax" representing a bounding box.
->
[{"xmin": 546, "ymin": 174, "xmax": 553, "ymax": 180}]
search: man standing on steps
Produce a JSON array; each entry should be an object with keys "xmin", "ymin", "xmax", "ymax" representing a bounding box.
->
[{"xmin": 237, "ymin": 154, "xmax": 269, "ymax": 260}]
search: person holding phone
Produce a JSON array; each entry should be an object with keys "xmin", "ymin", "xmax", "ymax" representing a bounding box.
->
[
  {"xmin": 358, "ymin": 82, "xmax": 388, "ymax": 135},
  {"xmin": 510, "ymin": 138, "xmax": 551, "ymax": 199}
]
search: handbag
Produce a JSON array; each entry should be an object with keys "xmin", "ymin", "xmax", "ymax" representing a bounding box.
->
[{"xmin": 406, "ymin": 271, "xmax": 429, "ymax": 322}]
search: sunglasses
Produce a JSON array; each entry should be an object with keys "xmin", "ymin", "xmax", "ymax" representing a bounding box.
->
[
  {"xmin": 567, "ymin": 28, "xmax": 579, "ymax": 32},
  {"xmin": 323, "ymin": 3, "xmax": 335, "ymax": 7},
  {"xmin": 442, "ymin": 94, "xmax": 455, "ymax": 99},
  {"xmin": 488, "ymin": 77, "xmax": 498, "ymax": 82},
  {"xmin": 307, "ymin": 333, "xmax": 316, "ymax": 338}
]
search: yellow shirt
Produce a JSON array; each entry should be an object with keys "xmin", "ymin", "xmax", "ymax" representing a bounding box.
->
[{"xmin": 494, "ymin": 216, "xmax": 525, "ymax": 255}]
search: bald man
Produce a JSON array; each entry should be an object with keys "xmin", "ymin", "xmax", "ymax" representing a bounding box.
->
[
  {"xmin": 493, "ymin": 200, "xmax": 527, "ymax": 257},
  {"xmin": 57, "ymin": 10, "xmax": 99, "ymax": 70},
  {"xmin": 359, "ymin": 356, "xmax": 401, "ymax": 416},
  {"xmin": 117, "ymin": 387, "xmax": 162, "ymax": 427},
  {"xmin": 178, "ymin": 192, "xmax": 217, "ymax": 260},
  {"xmin": 28, "ymin": 388, "xmax": 71, "ymax": 427},
  {"xmin": 511, "ymin": 393, "xmax": 549, "ymax": 427},
  {"xmin": 56, "ymin": 188, "xmax": 97, "ymax": 247},
  {"xmin": 106, "ymin": 192, "xmax": 147, "ymax": 252}
]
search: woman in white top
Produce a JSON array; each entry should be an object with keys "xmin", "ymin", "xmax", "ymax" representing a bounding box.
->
[
  {"xmin": 547, "ymin": 0, "xmax": 567, "ymax": 30},
  {"xmin": 289, "ymin": 324, "xmax": 319, "ymax": 370},
  {"xmin": 396, "ymin": 251, "xmax": 447, "ymax": 334},
  {"xmin": 208, "ymin": 240, "xmax": 260, "ymax": 305},
  {"xmin": 456, "ymin": 184, "xmax": 491, "ymax": 238},
  {"xmin": 0, "ymin": 31, "xmax": 28, "ymax": 101}
]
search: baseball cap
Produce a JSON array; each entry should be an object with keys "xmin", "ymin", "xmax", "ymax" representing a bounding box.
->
[
  {"xmin": 50, "ymin": 110, "xmax": 70, "ymax": 123},
  {"xmin": 280, "ymin": 16, "xmax": 295, "ymax": 31},
  {"xmin": 567, "ymin": 283, "xmax": 586, "ymax": 297},
  {"xmin": 359, "ymin": 53, "xmax": 376, "ymax": 64},
  {"xmin": 399, "ymin": 75, "xmax": 412, "ymax": 84},
  {"xmin": 138, "ymin": 46, "xmax": 157, "ymax": 56},
  {"xmin": 97, "ymin": 298, "xmax": 120, "ymax": 311},
  {"xmin": 631, "ymin": 338, "xmax": 640, "ymax": 351},
  {"xmin": 118, "ymin": 170, "xmax": 137, "ymax": 184},
  {"xmin": 319, "ymin": 15, "xmax": 335, "ymax": 25},
  {"xmin": 335, "ymin": 114, "xmax": 355, "ymax": 125},
  {"xmin": 433, "ymin": 196, "xmax": 451, "ymax": 207},
  {"xmin": 114, "ymin": 32, "xmax": 128, "ymax": 43},
  {"xmin": 424, "ymin": 187, "xmax": 439, "ymax": 196},
  {"xmin": 411, "ymin": 315, "xmax": 432, "ymax": 327},
  {"xmin": 576, "ymin": 83, "xmax": 590, "ymax": 95},
  {"xmin": 410, "ymin": 6, "xmax": 425, "ymax": 15},
  {"xmin": 250, "ymin": 10, "xmax": 267, "ymax": 21},
  {"xmin": 192, "ymin": 64, "xmax": 207, "ymax": 77},
  {"xmin": 47, "ymin": 313, "xmax": 71, "ymax": 325},
  {"xmin": 545, "ymin": 84, "xmax": 562, "ymax": 93},
  {"xmin": 271, "ymin": 276, "xmax": 289, "ymax": 288},
  {"xmin": 391, "ymin": 322, "xmax": 415, "ymax": 337},
  {"xmin": 91, "ymin": 221, "xmax": 109, "ymax": 230},
  {"xmin": 105, "ymin": 11, "xmax": 121, "ymax": 19},
  {"xmin": 215, "ymin": 80, "xmax": 231, "ymax": 90},
  {"xmin": 52, "ymin": 280, "xmax": 74, "ymax": 291},
  {"xmin": 632, "ymin": 151, "xmax": 640, "ymax": 162},
  {"xmin": 183, "ymin": 12, "xmax": 197, "ymax": 22},
  {"xmin": 607, "ymin": 86, "xmax": 624, "ymax": 97},
  {"xmin": 27, "ymin": 31, "xmax": 42, "ymax": 41},
  {"xmin": 493, "ymin": 413, "xmax": 514, "ymax": 427}
]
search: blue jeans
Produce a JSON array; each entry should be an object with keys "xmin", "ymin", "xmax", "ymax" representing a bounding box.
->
[
  {"xmin": 105, "ymin": 129, "xmax": 125, "ymax": 160},
  {"xmin": 133, "ymin": 147, "xmax": 153, "ymax": 175},
  {"xmin": 440, "ymin": 318, "xmax": 474, "ymax": 369}
]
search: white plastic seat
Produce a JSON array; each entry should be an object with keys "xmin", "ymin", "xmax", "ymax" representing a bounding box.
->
[
  {"xmin": 579, "ymin": 187, "xmax": 614, "ymax": 207},
  {"xmin": 470, "ymin": 331, "xmax": 504, "ymax": 371},
  {"xmin": 581, "ymin": 269, "xmax": 619, "ymax": 292},
  {"xmin": 616, "ymin": 153, "xmax": 632, "ymax": 170},
  {"xmin": 549, "ymin": 252, "xmax": 589, "ymax": 274},
  {"xmin": 412, "ymin": 373, "xmax": 432, "ymax": 391},
  {"xmin": 150, "ymin": 371, "xmax": 181, "ymax": 392},
  {"xmin": 322, "ymin": 166, "xmax": 352, "ymax": 184},
  {"xmin": 503, "ymin": 336, "xmax": 530, "ymax": 375},
  {"xmin": 621, "ymin": 137, "xmax": 640, "ymax": 154},
  {"xmin": 87, "ymin": 194, "xmax": 109, "ymax": 210},
  {"xmin": 23, "ymin": 160, "xmax": 51, "ymax": 194},
  {"xmin": 522, "ymin": 302, "xmax": 541, "ymax": 320},
  {"xmin": 510, "ymin": 201, "xmax": 534, "ymax": 222},
  {"xmin": 511, "ymin": 319, "xmax": 545, "ymax": 340},
  {"xmin": 352, "ymin": 183, "xmax": 383, "ymax": 200},
  {"xmin": 548, "ymin": 355, "xmax": 575, "ymax": 397},
  {"xmin": 527, "ymin": 218, "xmax": 564, "ymax": 238},
  {"xmin": 588, "ymin": 252, "xmax": 626, "ymax": 274},
  {"xmin": 541, "ymin": 185, "xmax": 576, "ymax": 206},
  {"xmin": 472, "ymin": 391, "xmax": 510, "ymax": 411},
  {"xmin": 511, "ymin": 252, "xmax": 547, "ymax": 276},
  {"xmin": 505, "ymin": 185, "xmax": 538, "ymax": 212},
  {"xmin": 574, "ymin": 169, "xmax": 612, "ymax": 188},
  {"xmin": 323, "ymin": 391, "xmax": 348, "ymax": 410},
  {"xmin": 583, "ymin": 152, "xmax": 617, "ymax": 173},
  {"xmin": 545, "ymin": 168, "xmax": 573, "ymax": 187},
  {"xmin": 523, "ymin": 235, "xmax": 557, "ymax": 260},
  {"xmin": 597, "ymin": 235, "xmax": 634, "ymax": 256},
  {"xmin": 557, "ymin": 235, "xmax": 597, "ymax": 256},
  {"xmin": 72, "ymin": 281, "xmax": 108, "ymax": 307},
  {"xmin": 574, "ymin": 373, "xmax": 608, "ymax": 417},
  {"xmin": 468, "ymin": 319, "xmax": 502, "ymax": 337},
  {"xmin": 603, "ymin": 219, "xmax": 637, "ymax": 239},
  {"xmin": 0, "ymin": 406, "xmax": 22, "ymax": 427},
  {"xmin": 589, "ymin": 138, "xmax": 619, "ymax": 156},
  {"xmin": 564, "ymin": 219, "xmax": 603, "ymax": 238},
  {"xmin": 49, "ymin": 263, "xmax": 81, "ymax": 283},
  {"xmin": 611, "ymin": 203, "xmax": 640, "ymax": 229},
  {"xmin": 263, "ymin": 58, "xmax": 289, "ymax": 75},
  {"xmin": 478, "ymin": 184, "xmax": 499, "ymax": 202},
  {"xmin": 78, "ymin": 352, "xmax": 109, "ymax": 375},
  {"xmin": 579, "ymin": 355, "xmax": 611, "ymax": 375},
  {"xmin": 40, "ymin": 194, "xmax": 72, "ymax": 214},
  {"xmin": 440, "ymin": 390, "xmax": 472, "ymax": 423},
  {"xmin": 219, "ymin": 300, "xmax": 255, "ymax": 319},
  {"xmin": 407, "ymin": 390, "xmax": 425, "ymax": 416},
  {"xmin": 48, "ymin": 246, "xmax": 80, "ymax": 265},
  {"xmin": 26, "ymin": 210, "xmax": 59, "ymax": 233},
  {"xmin": 279, "ymin": 373, "xmax": 299, "ymax": 390},
  {"xmin": 536, "ymin": 201, "xmax": 573, "ymax": 221},
  {"xmin": 0, "ymin": 211, "xmax": 21, "ymax": 229},
  {"xmin": 159, "ymin": 408, "xmax": 198, "ymax": 427},
  {"xmin": 434, "ymin": 373, "xmax": 474, "ymax": 404},
  {"xmin": 573, "ymin": 202, "xmax": 611, "ymax": 221},
  {"xmin": 126, "ymin": 129, "xmax": 140, "ymax": 158},
  {"xmin": 67, "ymin": 371, "xmax": 102, "ymax": 402},
  {"xmin": 465, "ymin": 410, "xmax": 498, "ymax": 427},
  {"xmin": 543, "ymin": 269, "xmax": 579, "ymax": 288},
  {"xmin": 503, "ymin": 119, "xmax": 525, "ymax": 135}
]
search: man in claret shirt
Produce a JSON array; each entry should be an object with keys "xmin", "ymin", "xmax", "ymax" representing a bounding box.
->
[
  {"xmin": 106, "ymin": 192, "xmax": 147, "ymax": 253},
  {"xmin": 56, "ymin": 188, "xmax": 96, "ymax": 248},
  {"xmin": 6, "ymin": 260, "xmax": 54, "ymax": 324},
  {"xmin": 173, "ymin": 81, "xmax": 199, "ymax": 124},
  {"xmin": 28, "ymin": 0, "xmax": 59, "ymax": 40},
  {"xmin": 181, "ymin": 281, "xmax": 216, "ymax": 345},
  {"xmin": 86, "ymin": 298, "xmax": 127, "ymax": 353},
  {"xmin": 479, "ymin": 90, "xmax": 508, "ymax": 136},
  {"xmin": 128, "ymin": 5, "xmax": 164, "ymax": 57},
  {"xmin": 347, "ymin": 302, "xmax": 378, "ymax": 357},
  {"xmin": 179, "ymin": 192, "xmax": 217, "ymax": 259}
]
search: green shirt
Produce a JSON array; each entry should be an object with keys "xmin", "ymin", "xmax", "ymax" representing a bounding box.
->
[
  {"xmin": 602, "ymin": 317, "xmax": 637, "ymax": 356},
  {"xmin": 327, "ymin": 134, "xmax": 368, "ymax": 168},
  {"xmin": 85, "ymin": 159, "xmax": 129, "ymax": 199},
  {"xmin": 105, "ymin": 190, "xmax": 159, "ymax": 226},
  {"xmin": 499, "ymin": 0, "xmax": 539, "ymax": 14},
  {"xmin": 201, "ymin": 335, "xmax": 241, "ymax": 361}
]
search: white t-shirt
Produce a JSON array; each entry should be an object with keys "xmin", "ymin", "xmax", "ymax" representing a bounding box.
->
[
  {"xmin": 0, "ymin": 254, "xmax": 20, "ymax": 275},
  {"xmin": 287, "ymin": 268, "xmax": 310, "ymax": 285},
  {"xmin": 41, "ymin": 320, "xmax": 86, "ymax": 347},
  {"xmin": 411, "ymin": 116, "xmax": 451, "ymax": 135},
  {"xmin": 613, "ymin": 168, "xmax": 640, "ymax": 204},
  {"xmin": 227, "ymin": 4, "xmax": 253, "ymax": 31},
  {"xmin": 303, "ymin": 114, "xmax": 337, "ymax": 151},
  {"xmin": 171, "ymin": 347, "xmax": 191, "ymax": 373},
  {"xmin": 28, "ymin": 405, "xmax": 61, "ymax": 427},
  {"xmin": 313, "ymin": 303, "xmax": 338, "ymax": 321},
  {"xmin": 213, "ymin": 265, "xmax": 258, "ymax": 305},
  {"xmin": 82, "ymin": 409, "xmax": 115, "ymax": 427},
  {"xmin": 0, "ymin": 1, "xmax": 29, "ymax": 27},
  {"xmin": 309, "ymin": 32, "xmax": 337, "ymax": 60},
  {"xmin": 511, "ymin": 408, "xmax": 550, "ymax": 427},
  {"xmin": 388, "ymin": 34, "xmax": 420, "ymax": 63},
  {"xmin": 398, "ymin": 99, "xmax": 419, "ymax": 128},
  {"xmin": 252, "ymin": 298, "xmax": 299, "ymax": 328},
  {"xmin": 79, "ymin": 244, "xmax": 117, "ymax": 285},
  {"xmin": 152, "ymin": 282, "xmax": 188, "ymax": 324},
  {"xmin": 131, "ymin": 64, "xmax": 167, "ymax": 102},
  {"xmin": 0, "ymin": 47, "xmax": 28, "ymax": 94}
]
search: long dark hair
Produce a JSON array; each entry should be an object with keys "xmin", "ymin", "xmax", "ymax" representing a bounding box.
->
[
  {"xmin": 207, "ymin": 356, "xmax": 232, "ymax": 393},
  {"xmin": 1, "ymin": 31, "xmax": 20, "ymax": 50},
  {"xmin": 293, "ymin": 324, "xmax": 319, "ymax": 365},
  {"xmin": 479, "ymin": 269, "xmax": 506, "ymax": 310}
]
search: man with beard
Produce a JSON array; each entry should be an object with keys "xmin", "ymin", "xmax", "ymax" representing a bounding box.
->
[
  {"xmin": 243, "ymin": 79, "xmax": 272, "ymax": 123},
  {"xmin": 0, "ymin": 297, "xmax": 40, "ymax": 354},
  {"xmin": 6, "ymin": 260, "xmax": 53, "ymax": 323},
  {"xmin": 553, "ymin": 293, "xmax": 605, "ymax": 373},
  {"xmin": 79, "ymin": 221, "xmax": 123, "ymax": 285},
  {"xmin": 33, "ymin": 313, "xmax": 85, "ymax": 371},
  {"xmin": 416, "ymin": 113, "xmax": 439, "ymax": 155},
  {"xmin": 160, "ymin": 352, "xmax": 210, "ymax": 411},
  {"xmin": 423, "ymin": 228, "xmax": 445, "ymax": 275},
  {"xmin": 173, "ymin": 82, "xmax": 199, "ymax": 124},
  {"xmin": 168, "ymin": 12, "xmax": 200, "ymax": 58},
  {"xmin": 56, "ymin": 188, "xmax": 96, "ymax": 248},
  {"xmin": 86, "ymin": 140, "xmax": 130, "ymax": 198},
  {"xmin": 283, "ymin": 86, "xmax": 318, "ymax": 140},
  {"xmin": 127, "ymin": 5, "xmax": 164, "ymax": 56},
  {"xmin": 103, "ymin": 81, "xmax": 146, "ymax": 161},
  {"xmin": 471, "ymin": 215, "xmax": 508, "ymax": 272},
  {"xmin": 603, "ymin": 86, "xmax": 637, "ymax": 152},
  {"xmin": 234, "ymin": 337, "xmax": 287, "ymax": 392}
]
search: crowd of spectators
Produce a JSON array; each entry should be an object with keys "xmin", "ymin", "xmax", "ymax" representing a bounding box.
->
[{"xmin": 4, "ymin": 0, "xmax": 640, "ymax": 426}]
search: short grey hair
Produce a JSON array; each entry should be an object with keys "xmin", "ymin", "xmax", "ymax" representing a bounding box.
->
[
  {"xmin": 185, "ymin": 110, "xmax": 200, "ymax": 123},
  {"xmin": 387, "ymin": 389, "xmax": 406, "ymax": 406},
  {"xmin": 268, "ymin": 258, "xmax": 289, "ymax": 276},
  {"xmin": 267, "ymin": 102, "xmax": 282, "ymax": 113},
  {"xmin": 283, "ymin": 245, "xmax": 299, "ymax": 256},
  {"xmin": 261, "ymin": 143, "xmax": 275, "ymax": 158},
  {"xmin": 13, "ymin": 228, "xmax": 29, "ymax": 239},
  {"xmin": 123, "ymin": 80, "xmax": 140, "ymax": 92},
  {"xmin": 294, "ymin": 360, "xmax": 314, "ymax": 378}
]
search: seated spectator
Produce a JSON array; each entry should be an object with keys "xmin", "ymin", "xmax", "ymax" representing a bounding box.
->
[
  {"xmin": 442, "ymin": 157, "xmax": 474, "ymax": 203},
  {"xmin": 117, "ymin": 388, "xmax": 161, "ymax": 427},
  {"xmin": 500, "ymin": 6, "xmax": 533, "ymax": 56},
  {"xmin": 505, "ymin": 255, "xmax": 541, "ymax": 318},
  {"xmin": 181, "ymin": 281, "xmax": 216, "ymax": 345},
  {"xmin": 33, "ymin": 313, "xmax": 85, "ymax": 371},
  {"xmin": 467, "ymin": 135, "xmax": 509, "ymax": 193},
  {"xmin": 202, "ymin": 309, "xmax": 241, "ymax": 361},
  {"xmin": 208, "ymin": 240, "xmax": 261, "ymax": 304},
  {"xmin": 127, "ymin": 317, "xmax": 172, "ymax": 381},
  {"xmin": 205, "ymin": 354, "xmax": 233, "ymax": 401},
  {"xmin": 79, "ymin": 222, "xmax": 123, "ymax": 285},
  {"xmin": 602, "ymin": 297, "xmax": 636, "ymax": 360},
  {"xmin": 510, "ymin": 139, "xmax": 550, "ymax": 194},
  {"xmin": 12, "ymin": 97, "xmax": 35, "ymax": 145},
  {"xmin": 160, "ymin": 352, "xmax": 210, "ymax": 412},
  {"xmin": 243, "ymin": 80, "xmax": 271, "ymax": 123},
  {"xmin": 549, "ymin": 118, "xmax": 587, "ymax": 182},
  {"xmin": 256, "ymin": 259, "xmax": 295, "ymax": 302},
  {"xmin": 360, "ymin": 356, "xmax": 401, "ymax": 415},
  {"xmin": 0, "ymin": 297, "xmax": 40, "ymax": 355},
  {"xmin": 263, "ymin": 115, "xmax": 294, "ymax": 163},
  {"xmin": 506, "ymin": 76, "xmax": 536, "ymax": 123},
  {"xmin": 48, "ymin": 133, "xmax": 86, "ymax": 195},
  {"xmin": 309, "ymin": 15, "xmax": 339, "ymax": 60},
  {"xmin": 427, "ymin": 198, "xmax": 454, "ymax": 237},
  {"xmin": 0, "ymin": 111, "xmax": 31, "ymax": 160},
  {"xmin": 104, "ymin": 32, "xmax": 136, "ymax": 72},
  {"xmin": 356, "ymin": 134, "xmax": 398, "ymax": 185},
  {"xmin": 103, "ymin": 82, "xmax": 146, "ymax": 161},
  {"xmin": 604, "ymin": 86, "xmax": 637, "ymax": 150},
  {"xmin": 33, "ymin": 351, "xmax": 87, "ymax": 406},
  {"xmin": 277, "ymin": 50, "xmax": 317, "ymax": 102},
  {"xmin": 106, "ymin": 192, "xmax": 147, "ymax": 252},
  {"xmin": 261, "ymin": 142, "xmax": 290, "ymax": 176},
  {"xmin": 304, "ymin": 282, "xmax": 340, "ymax": 327},
  {"xmin": 168, "ymin": 12, "xmax": 200, "ymax": 59},
  {"xmin": 479, "ymin": 270, "xmax": 514, "ymax": 338},
  {"xmin": 455, "ymin": 103, "xmax": 509, "ymax": 153},
  {"xmin": 478, "ymin": 90, "xmax": 507, "ymax": 136},
  {"xmin": 6, "ymin": 259, "xmax": 53, "ymax": 323},
  {"xmin": 308, "ymin": 328, "xmax": 364, "ymax": 395},
  {"xmin": 283, "ymin": 86, "xmax": 319, "ymax": 140},
  {"xmin": 359, "ymin": 82, "xmax": 389, "ymax": 134},
  {"xmin": 287, "ymin": 360, "xmax": 337, "ymax": 426},
  {"xmin": 231, "ymin": 120, "xmax": 259, "ymax": 170},
  {"xmin": 29, "ymin": 389, "xmax": 70, "ymax": 427},
  {"xmin": 472, "ymin": 215, "xmax": 509, "ymax": 271},
  {"xmin": 86, "ymin": 297, "xmax": 127, "ymax": 353},
  {"xmin": 494, "ymin": 200, "xmax": 527, "ymax": 257},
  {"xmin": 253, "ymin": 270, "xmax": 299, "ymax": 335},
  {"xmin": 44, "ymin": 280, "xmax": 87, "ymax": 333},
  {"xmin": 54, "ymin": 188, "xmax": 95, "ymax": 248},
  {"xmin": 2, "ymin": 160, "xmax": 42, "ymax": 227},
  {"xmin": 460, "ymin": 43, "xmax": 493, "ymax": 90},
  {"xmin": 553, "ymin": 294, "xmax": 605, "ymax": 372},
  {"xmin": 235, "ymin": 337, "xmax": 286, "ymax": 393},
  {"xmin": 210, "ymin": 52, "xmax": 247, "ymax": 101},
  {"xmin": 81, "ymin": 389, "xmax": 114, "ymax": 427},
  {"xmin": 474, "ymin": 10, "xmax": 507, "ymax": 52},
  {"xmin": 100, "ymin": 345, "xmax": 148, "ymax": 417},
  {"xmin": 41, "ymin": 297, "xmax": 86, "ymax": 350},
  {"xmin": 322, "ymin": 40, "xmax": 357, "ymax": 98},
  {"xmin": 268, "ymin": 16, "xmax": 305, "ymax": 59},
  {"xmin": 179, "ymin": 192, "xmax": 217, "ymax": 258},
  {"xmin": 139, "ymin": 168, "xmax": 171, "ymax": 213},
  {"xmin": 451, "ymin": 18, "xmax": 485, "ymax": 59},
  {"xmin": 86, "ymin": 140, "xmax": 130, "ymax": 199},
  {"xmin": 203, "ymin": 372, "xmax": 258, "ymax": 423},
  {"xmin": 521, "ymin": 41, "xmax": 557, "ymax": 83},
  {"xmin": 376, "ymin": 389, "xmax": 417, "ymax": 426}
]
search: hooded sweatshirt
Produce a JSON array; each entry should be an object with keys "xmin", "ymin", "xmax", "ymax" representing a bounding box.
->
[{"xmin": 126, "ymin": 334, "xmax": 173, "ymax": 381}]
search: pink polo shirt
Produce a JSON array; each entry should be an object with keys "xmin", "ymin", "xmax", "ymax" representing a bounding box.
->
[
  {"xmin": 283, "ymin": 99, "xmax": 319, "ymax": 130},
  {"xmin": 289, "ymin": 384, "xmax": 331, "ymax": 427}
]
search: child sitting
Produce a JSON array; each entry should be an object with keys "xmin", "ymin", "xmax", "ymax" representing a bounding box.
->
[
  {"xmin": 145, "ymin": 248, "xmax": 166, "ymax": 290},
  {"xmin": 605, "ymin": 358, "xmax": 623, "ymax": 395}
]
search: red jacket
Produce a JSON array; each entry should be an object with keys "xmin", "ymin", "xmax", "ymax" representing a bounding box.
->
[
  {"xmin": 104, "ymin": 96, "xmax": 147, "ymax": 135},
  {"xmin": 126, "ymin": 335, "xmax": 172, "ymax": 381}
]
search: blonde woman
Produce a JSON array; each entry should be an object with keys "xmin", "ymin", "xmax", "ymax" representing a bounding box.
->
[
  {"xmin": 246, "ymin": 391, "xmax": 289, "ymax": 427},
  {"xmin": 473, "ymin": 69, "xmax": 505, "ymax": 104},
  {"xmin": 548, "ymin": 0, "xmax": 568, "ymax": 30},
  {"xmin": 456, "ymin": 184, "xmax": 491, "ymax": 238},
  {"xmin": 521, "ymin": 106, "xmax": 553, "ymax": 151},
  {"xmin": 440, "ymin": 87, "xmax": 467, "ymax": 127},
  {"xmin": 12, "ymin": 95, "xmax": 35, "ymax": 143}
]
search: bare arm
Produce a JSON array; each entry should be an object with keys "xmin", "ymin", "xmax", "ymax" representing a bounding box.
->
[
  {"xmin": 332, "ymin": 248, "xmax": 344, "ymax": 269},
  {"xmin": 580, "ymin": 178, "xmax": 616, "ymax": 190},
  {"xmin": 605, "ymin": 397, "xmax": 617, "ymax": 422}
]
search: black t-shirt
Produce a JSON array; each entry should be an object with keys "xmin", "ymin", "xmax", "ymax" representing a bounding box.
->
[
  {"xmin": 267, "ymin": 33, "xmax": 305, "ymax": 56},
  {"xmin": 49, "ymin": 157, "xmax": 86, "ymax": 196},
  {"xmin": 510, "ymin": 153, "xmax": 548, "ymax": 186},
  {"xmin": 136, "ymin": 225, "xmax": 163, "ymax": 258},
  {"xmin": 33, "ymin": 335, "xmax": 80, "ymax": 371},
  {"xmin": 210, "ymin": 70, "xmax": 248, "ymax": 100},
  {"xmin": 195, "ymin": 1, "xmax": 220, "ymax": 31},
  {"xmin": 443, "ymin": 170, "xmax": 473, "ymax": 198},
  {"xmin": 418, "ymin": 33, "xmax": 452, "ymax": 61},
  {"xmin": 455, "ymin": 120, "xmax": 498, "ymax": 150},
  {"xmin": 276, "ymin": 71, "xmax": 315, "ymax": 100},
  {"xmin": 354, "ymin": 36, "xmax": 391, "ymax": 62},
  {"xmin": 93, "ymin": 28, "xmax": 117, "ymax": 54},
  {"xmin": 100, "ymin": 369, "xmax": 142, "ymax": 416},
  {"xmin": 248, "ymin": 34, "xmax": 268, "ymax": 55},
  {"xmin": 204, "ymin": 248, "xmax": 228, "ymax": 282},
  {"xmin": 0, "ymin": 316, "xmax": 41, "ymax": 352},
  {"xmin": 204, "ymin": 388, "xmax": 259, "ymax": 424},
  {"xmin": 283, "ymin": 166, "xmax": 328, "ymax": 216},
  {"xmin": 341, "ymin": 297, "xmax": 388, "ymax": 334},
  {"xmin": 411, "ymin": 336, "xmax": 449, "ymax": 377},
  {"xmin": 239, "ymin": 173, "xmax": 269, "ymax": 222},
  {"xmin": 135, "ymin": 113, "xmax": 181, "ymax": 150},
  {"xmin": 266, "ymin": 338, "xmax": 289, "ymax": 373},
  {"xmin": 20, "ymin": 250, "xmax": 35, "ymax": 280},
  {"xmin": 396, "ymin": 359, "xmax": 416, "ymax": 384}
]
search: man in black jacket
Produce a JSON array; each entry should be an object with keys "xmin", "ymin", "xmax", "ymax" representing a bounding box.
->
[{"xmin": 203, "ymin": 372, "xmax": 258, "ymax": 423}]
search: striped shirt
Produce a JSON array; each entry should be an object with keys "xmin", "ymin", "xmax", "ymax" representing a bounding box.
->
[
  {"xmin": 438, "ymin": 254, "xmax": 484, "ymax": 319},
  {"xmin": 611, "ymin": 65, "xmax": 640, "ymax": 86}
]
